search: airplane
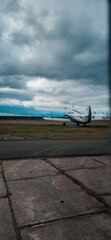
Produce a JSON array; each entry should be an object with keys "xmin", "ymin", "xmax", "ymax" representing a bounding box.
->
[{"xmin": 43, "ymin": 105, "xmax": 92, "ymax": 127}]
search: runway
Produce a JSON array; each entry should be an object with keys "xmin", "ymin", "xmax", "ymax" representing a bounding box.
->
[{"xmin": 0, "ymin": 138, "xmax": 109, "ymax": 160}]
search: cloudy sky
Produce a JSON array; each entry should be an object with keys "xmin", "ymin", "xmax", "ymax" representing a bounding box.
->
[{"xmin": 0, "ymin": 0, "xmax": 109, "ymax": 116}]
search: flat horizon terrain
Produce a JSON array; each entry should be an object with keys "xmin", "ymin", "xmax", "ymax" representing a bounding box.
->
[{"xmin": 0, "ymin": 119, "xmax": 109, "ymax": 139}]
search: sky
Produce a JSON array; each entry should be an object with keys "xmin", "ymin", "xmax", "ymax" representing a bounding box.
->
[{"xmin": 0, "ymin": 0, "xmax": 109, "ymax": 116}]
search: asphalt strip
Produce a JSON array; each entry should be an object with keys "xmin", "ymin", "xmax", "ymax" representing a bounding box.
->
[{"xmin": 0, "ymin": 138, "xmax": 109, "ymax": 160}]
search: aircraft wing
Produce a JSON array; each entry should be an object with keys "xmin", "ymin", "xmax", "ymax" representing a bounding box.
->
[{"xmin": 43, "ymin": 117, "xmax": 70, "ymax": 122}]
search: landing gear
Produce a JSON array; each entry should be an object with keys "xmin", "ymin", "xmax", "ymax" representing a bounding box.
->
[
  {"xmin": 63, "ymin": 122, "xmax": 66, "ymax": 126},
  {"xmin": 83, "ymin": 124, "xmax": 86, "ymax": 127},
  {"xmin": 77, "ymin": 123, "xmax": 79, "ymax": 127}
]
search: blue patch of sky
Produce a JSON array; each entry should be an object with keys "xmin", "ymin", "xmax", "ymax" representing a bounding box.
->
[{"xmin": 0, "ymin": 105, "xmax": 66, "ymax": 117}]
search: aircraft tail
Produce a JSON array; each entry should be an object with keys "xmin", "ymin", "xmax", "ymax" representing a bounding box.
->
[{"xmin": 87, "ymin": 105, "xmax": 91, "ymax": 123}]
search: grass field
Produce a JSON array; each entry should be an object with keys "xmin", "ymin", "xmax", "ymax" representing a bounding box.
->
[{"xmin": 0, "ymin": 119, "xmax": 109, "ymax": 139}]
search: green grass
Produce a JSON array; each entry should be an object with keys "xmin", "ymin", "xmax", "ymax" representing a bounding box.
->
[{"xmin": 0, "ymin": 119, "xmax": 109, "ymax": 139}]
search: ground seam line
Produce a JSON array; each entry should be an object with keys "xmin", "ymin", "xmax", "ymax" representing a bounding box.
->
[
  {"xmin": 19, "ymin": 210, "xmax": 106, "ymax": 230},
  {"xmin": 1, "ymin": 163, "xmax": 22, "ymax": 240}
]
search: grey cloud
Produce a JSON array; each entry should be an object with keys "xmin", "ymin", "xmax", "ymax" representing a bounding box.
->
[
  {"xmin": 11, "ymin": 31, "xmax": 35, "ymax": 46},
  {"xmin": 0, "ymin": 90, "xmax": 33, "ymax": 101},
  {"xmin": 5, "ymin": 3, "xmax": 108, "ymax": 85},
  {"xmin": 0, "ymin": 0, "xmax": 21, "ymax": 13},
  {"xmin": 0, "ymin": 20, "xmax": 6, "ymax": 38},
  {"xmin": 0, "ymin": 76, "xmax": 26, "ymax": 89},
  {"xmin": 0, "ymin": 0, "xmax": 108, "ymax": 111}
]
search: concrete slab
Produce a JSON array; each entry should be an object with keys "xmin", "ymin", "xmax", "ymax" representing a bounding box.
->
[
  {"xmin": 48, "ymin": 156, "xmax": 103, "ymax": 171},
  {"xmin": 8, "ymin": 175, "xmax": 104, "ymax": 227},
  {"xmin": 0, "ymin": 199, "xmax": 16, "ymax": 240},
  {"xmin": 21, "ymin": 213, "xmax": 111, "ymax": 240},
  {"xmin": 90, "ymin": 155, "xmax": 110, "ymax": 166},
  {"xmin": 0, "ymin": 173, "xmax": 6, "ymax": 197},
  {"xmin": 3, "ymin": 159, "xmax": 59, "ymax": 181},
  {"xmin": 102, "ymin": 195, "xmax": 111, "ymax": 207},
  {"xmin": 66, "ymin": 167, "xmax": 110, "ymax": 195}
]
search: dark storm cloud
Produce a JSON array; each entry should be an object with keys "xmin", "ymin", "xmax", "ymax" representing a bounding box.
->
[
  {"xmin": 0, "ymin": 0, "xmax": 21, "ymax": 13},
  {"xmin": 11, "ymin": 31, "xmax": 35, "ymax": 46},
  {"xmin": 0, "ymin": 76, "xmax": 26, "ymax": 89},
  {"xmin": 0, "ymin": 90, "xmax": 33, "ymax": 101},
  {"xmin": 0, "ymin": 0, "xmax": 108, "ymax": 110},
  {"xmin": 0, "ymin": 0, "xmax": 108, "ymax": 82}
]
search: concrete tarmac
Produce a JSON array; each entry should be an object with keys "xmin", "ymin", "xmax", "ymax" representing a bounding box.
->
[
  {"xmin": 0, "ymin": 155, "xmax": 110, "ymax": 240},
  {"xmin": 0, "ymin": 138, "xmax": 109, "ymax": 160}
]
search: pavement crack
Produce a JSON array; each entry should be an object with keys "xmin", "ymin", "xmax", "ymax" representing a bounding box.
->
[
  {"xmin": 90, "ymin": 157, "xmax": 107, "ymax": 166},
  {"xmin": 100, "ymin": 193, "xmax": 111, "ymax": 196},
  {"xmin": 64, "ymin": 172, "xmax": 110, "ymax": 210},
  {"xmin": 63, "ymin": 166, "xmax": 104, "ymax": 172},
  {"xmin": 0, "ymin": 193, "xmax": 12, "ymax": 199},
  {"xmin": 1, "ymin": 164, "xmax": 22, "ymax": 240},
  {"xmin": 19, "ymin": 210, "xmax": 106, "ymax": 230},
  {"xmin": 6, "ymin": 173, "xmax": 60, "ymax": 182}
]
